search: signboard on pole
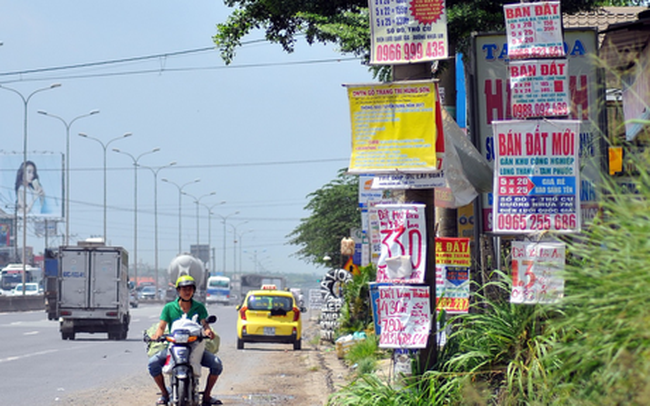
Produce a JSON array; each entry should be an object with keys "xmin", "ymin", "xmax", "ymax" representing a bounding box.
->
[
  {"xmin": 492, "ymin": 119, "xmax": 581, "ymax": 234},
  {"xmin": 435, "ymin": 237, "xmax": 470, "ymax": 313},
  {"xmin": 509, "ymin": 59, "xmax": 570, "ymax": 118},
  {"xmin": 504, "ymin": 1, "xmax": 565, "ymax": 60},
  {"xmin": 369, "ymin": 0, "xmax": 448, "ymax": 65},
  {"xmin": 346, "ymin": 81, "xmax": 443, "ymax": 174},
  {"xmin": 378, "ymin": 285, "xmax": 431, "ymax": 348},
  {"xmin": 511, "ymin": 241, "xmax": 565, "ymax": 304},
  {"xmin": 375, "ymin": 204, "xmax": 426, "ymax": 284}
]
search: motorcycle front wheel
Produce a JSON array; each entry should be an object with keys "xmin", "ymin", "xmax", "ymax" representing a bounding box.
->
[{"xmin": 176, "ymin": 377, "xmax": 190, "ymax": 406}]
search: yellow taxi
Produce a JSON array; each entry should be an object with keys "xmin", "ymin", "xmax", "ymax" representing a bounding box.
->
[{"xmin": 236, "ymin": 285, "xmax": 303, "ymax": 350}]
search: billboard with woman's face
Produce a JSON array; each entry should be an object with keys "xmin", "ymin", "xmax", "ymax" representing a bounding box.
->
[{"xmin": 0, "ymin": 153, "xmax": 63, "ymax": 219}]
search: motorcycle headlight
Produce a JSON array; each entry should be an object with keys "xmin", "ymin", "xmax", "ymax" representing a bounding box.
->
[{"xmin": 173, "ymin": 331, "xmax": 190, "ymax": 344}]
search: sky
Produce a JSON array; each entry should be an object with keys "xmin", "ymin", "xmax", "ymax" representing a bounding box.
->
[{"xmin": 0, "ymin": 1, "xmax": 374, "ymax": 279}]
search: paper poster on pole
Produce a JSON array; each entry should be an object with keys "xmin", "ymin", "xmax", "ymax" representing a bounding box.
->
[
  {"xmin": 368, "ymin": 0, "xmax": 448, "ymax": 65},
  {"xmin": 346, "ymin": 81, "xmax": 443, "ymax": 174},
  {"xmin": 504, "ymin": 1, "xmax": 564, "ymax": 60},
  {"xmin": 375, "ymin": 204, "xmax": 426, "ymax": 284},
  {"xmin": 509, "ymin": 59, "xmax": 569, "ymax": 118},
  {"xmin": 435, "ymin": 237, "xmax": 470, "ymax": 314},
  {"xmin": 492, "ymin": 119, "xmax": 581, "ymax": 234},
  {"xmin": 511, "ymin": 241, "xmax": 565, "ymax": 304},
  {"xmin": 378, "ymin": 285, "xmax": 431, "ymax": 348}
]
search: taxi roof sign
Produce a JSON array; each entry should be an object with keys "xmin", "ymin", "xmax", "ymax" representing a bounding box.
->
[{"xmin": 261, "ymin": 284, "xmax": 277, "ymax": 290}]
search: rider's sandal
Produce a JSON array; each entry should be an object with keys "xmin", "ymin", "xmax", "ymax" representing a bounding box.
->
[
  {"xmin": 156, "ymin": 395, "xmax": 169, "ymax": 405},
  {"xmin": 202, "ymin": 396, "xmax": 223, "ymax": 405}
]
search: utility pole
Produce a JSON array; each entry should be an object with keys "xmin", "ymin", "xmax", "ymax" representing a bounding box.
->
[{"xmin": 393, "ymin": 63, "xmax": 438, "ymax": 372}]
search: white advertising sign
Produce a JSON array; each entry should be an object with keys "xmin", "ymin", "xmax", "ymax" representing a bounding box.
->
[
  {"xmin": 378, "ymin": 285, "xmax": 431, "ymax": 348},
  {"xmin": 371, "ymin": 172, "xmax": 446, "ymax": 189},
  {"xmin": 375, "ymin": 204, "xmax": 426, "ymax": 283},
  {"xmin": 369, "ymin": 0, "xmax": 448, "ymax": 65},
  {"xmin": 504, "ymin": 1, "xmax": 564, "ymax": 59},
  {"xmin": 492, "ymin": 119, "xmax": 581, "ymax": 234},
  {"xmin": 509, "ymin": 59, "xmax": 570, "ymax": 118},
  {"xmin": 511, "ymin": 241, "xmax": 565, "ymax": 304}
]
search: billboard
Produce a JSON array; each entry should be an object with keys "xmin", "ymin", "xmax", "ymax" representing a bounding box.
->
[{"xmin": 0, "ymin": 153, "xmax": 63, "ymax": 219}]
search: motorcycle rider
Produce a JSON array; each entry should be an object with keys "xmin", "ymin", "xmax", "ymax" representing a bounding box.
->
[{"xmin": 148, "ymin": 275, "xmax": 223, "ymax": 405}]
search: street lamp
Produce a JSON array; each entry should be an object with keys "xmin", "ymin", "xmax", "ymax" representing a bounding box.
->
[
  {"xmin": 182, "ymin": 191, "xmax": 216, "ymax": 247},
  {"xmin": 141, "ymin": 161, "xmax": 176, "ymax": 293},
  {"xmin": 162, "ymin": 178, "xmax": 200, "ymax": 254},
  {"xmin": 112, "ymin": 147, "xmax": 161, "ymax": 286},
  {"xmin": 38, "ymin": 109, "xmax": 100, "ymax": 245},
  {"xmin": 236, "ymin": 229, "xmax": 254, "ymax": 275},
  {"xmin": 229, "ymin": 221, "xmax": 249, "ymax": 279},
  {"xmin": 0, "ymin": 83, "xmax": 61, "ymax": 294},
  {"xmin": 214, "ymin": 211, "xmax": 239, "ymax": 275},
  {"xmin": 200, "ymin": 201, "xmax": 226, "ymax": 273},
  {"xmin": 78, "ymin": 132, "xmax": 132, "ymax": 242}
]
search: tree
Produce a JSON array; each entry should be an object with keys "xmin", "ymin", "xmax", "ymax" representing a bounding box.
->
[
  {"xmin": 287, "ymin": 169, "xmax": 360, "ymax": 267},
  {"xmin": 214, "ymin": 0, "xmax": 612, "ymax": 65}
]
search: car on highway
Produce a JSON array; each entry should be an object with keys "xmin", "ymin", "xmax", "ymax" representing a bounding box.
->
[
  {"xmin": 236, "ymin": 285, "xmax": 303, "ymax": 350},
  {"xmin": 139, "ymin": 285, "xmax": 157, "ymax": 300},
  {"xmin": 11, "ymin": 283, "xmax": 41, "ymax": 296}
]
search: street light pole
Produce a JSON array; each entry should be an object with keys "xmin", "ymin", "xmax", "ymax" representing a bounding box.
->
[
  {"xmin": 200, "ymin": 201, "xmax": 226, "ymax": 273},
  {"xmin": 78, "ymin": 132, "xmax": 132, "ymax": 242},
  {"xmin": 38, "ymin": 109, "xmax": 99, "ymax": 245},
  {"xmin": 182, "ymin": 191, "xmax": 216, "ymax": 246},
  {"xmin": 112, "ymin": 147, "xmax": 161, "ymax": 286},
  {"xmin": 140, "ymin": 162, "xmax": 176, "ymax": 294},
  {"xmin": 215, "ymin": 211, "xmax": 239, "ymax": 275},
  {"xmin": 237, "ymin": 229, "xmax": 253, "ymax": 275},
  {"xmin": 0, "ymin": 83, "xmax": 61, "ymax": 294},
  {"xmin": 229, "ymin": 221, "xmax": 249, "ymax": 280},
  {"xmin": 162, "ymin": 178, "xmax": 200, "ymax": 254}
]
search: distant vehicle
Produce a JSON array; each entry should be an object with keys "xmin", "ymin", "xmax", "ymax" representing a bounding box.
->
[
  {"xmin": 139, "ymin": 285, "xmax": 157, "ymax": 300},
  {"xmin": 1, "ymin": 263, "xmax": 41, "ymax": 292},
  {"xmin": 206, "ymin": 275, "xmax": 231, "ymax": 304},
  {"xmin": 236, "ymin": 285, "xmax": 303, "ymax": 350},
  {"xmin": 12, "ymin": 282, "xmax": 41, "ymax": 296},
  {"xmin": 238, "ymin": 274, "xmax": 287, "ymax": 302}
]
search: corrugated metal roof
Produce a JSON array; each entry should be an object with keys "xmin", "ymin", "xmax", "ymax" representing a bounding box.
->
[{"xmin": 563, "ymin": 6, "xmax": 646, "ymax": 32}]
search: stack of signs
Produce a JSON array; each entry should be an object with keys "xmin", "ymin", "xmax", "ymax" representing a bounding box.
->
[
  {"xmin": 511, "ymin": 241, "xmax": 565, "ymax": 304},
  {"xmin": 493, "ymin": 1, "xmax": 581, "ymax": 234},
  {"xmin": 435, "ymin": 237, "xmax": 471, "ymax": 313}
]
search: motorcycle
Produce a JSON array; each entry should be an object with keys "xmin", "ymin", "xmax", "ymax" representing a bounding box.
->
[{"xmin": 145, "ymin": 314, "xmax": 217, "ymax": 406}]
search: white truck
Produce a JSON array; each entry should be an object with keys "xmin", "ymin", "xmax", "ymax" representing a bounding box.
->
[
  {"xmin": 166, "ymin": 254, "xmax": 208, "ymax": 302},
  {"xmin": 57, "ymin": 240, "xmax": 130, "ymax": 340}
]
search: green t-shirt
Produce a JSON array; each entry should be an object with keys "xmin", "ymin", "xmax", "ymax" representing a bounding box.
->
[{"xmin": 160, "ymin": 299, "xmax": 208, "ymax": 326}]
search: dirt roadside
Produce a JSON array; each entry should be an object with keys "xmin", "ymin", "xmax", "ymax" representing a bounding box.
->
[{"xmin": 57, "ymin": 317, "xmax": 352, "ymax": 406}]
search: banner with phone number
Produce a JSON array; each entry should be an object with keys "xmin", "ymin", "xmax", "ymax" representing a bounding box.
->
[
  {"xmin": 509, "ymin": 59, "xmax": 569, "ymax": 118},
  {"xmin": 435, "ymin": 237, "xmax": 470, "ymax": 314},
  {"xmin": 369, "ymin": 0, "xmax": 448, "ymax": 65},
  {"xmin": 504, "ymin": 1, "xmax": 564, "ymax": 60},
  {"xmin": 511, "ymin": 241, "xmax": 565, "ymax": 304},
  {"xmin": 378, "ymin": 285, "xmax": 431, "ymax": 348},
  {"xmin": 492, "ymin": 120, "xmax": 581, "ymax": 234}
]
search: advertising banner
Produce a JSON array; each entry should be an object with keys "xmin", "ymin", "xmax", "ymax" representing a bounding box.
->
[
  {"xmin": 0, "ymin": 153, "xmax": 63, "ymax": 219},
  {"xmin": 504, "ymin": 1, "xmax": 564, "ymax": 59},
  {"xmin": 368, "ymin": 0, "xmax": 448, "ymax": 65},
  {"xmin": 492, "ymin": 119, "xmax": 581, "ymax": 233},
  {"xmin": 435, "ymin": 237, "xmax": 470, "ymax": 313},
  {"xmin": 511, "ymin": 241, "xmax": 565, "ymax": 304},
  {"xmin": 375, "ymin": 204, "xmax": 426, "ymax": 284},
  {"xmin": 378, "ymin": 285, "xmax": 431, "ymax": 348},
  {"xmin": 346, "ymin": 81, "xmax": 443, "ymax": 174},
  {"xmin": 509, "ymin": 59, "xmax": 569, "ymax": 118},
  {"xmin": 473, "ymin": 29, "xmax": 603, "ymax": 232}
]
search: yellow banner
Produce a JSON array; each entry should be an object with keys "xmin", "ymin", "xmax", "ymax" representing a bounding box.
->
[{"xmin": 347, "ymin": 81, "xmax": 440, "ymax": 174}]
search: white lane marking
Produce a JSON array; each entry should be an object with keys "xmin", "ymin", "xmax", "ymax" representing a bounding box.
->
[
  {"xmin": 0, "ymin": 349, "xmax": 58, "ymax": 363},
  {"xmin": 23, "ymin": 331, "xmax": 38, "ymax": 335}
]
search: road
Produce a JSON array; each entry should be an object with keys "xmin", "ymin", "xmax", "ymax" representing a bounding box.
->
[{"xmin": 0, "ymin": 302, "xmax": 333, "ymax": 406}]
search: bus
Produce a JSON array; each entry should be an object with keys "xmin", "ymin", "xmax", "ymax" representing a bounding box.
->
[
  {"xmin": 1, "ymin": 263, "xmax": 42, "ymax": 293},
  {"xmin": 206, "ymin": 275, "xmax": 231, "ymax": 304}
]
